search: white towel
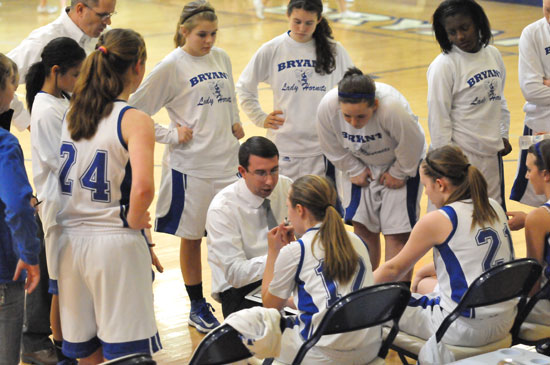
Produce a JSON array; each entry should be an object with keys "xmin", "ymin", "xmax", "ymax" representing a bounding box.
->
[
  {"xmin": 225, "ymin": 307, "xmax": 283, "ymax": 359},
  {"xmin": 418, "ymin": 335, "xmax": 455, "ymax": 365}
]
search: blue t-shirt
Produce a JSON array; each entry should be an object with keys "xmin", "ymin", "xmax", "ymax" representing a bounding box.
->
[{"xmin": 0, "ymin": 118, "xmax": 40, "ymax": 283}]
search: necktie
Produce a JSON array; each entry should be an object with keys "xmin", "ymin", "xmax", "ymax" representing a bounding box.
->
[{"xmin": 262, "ymin": 199, "xmax": 278, "ymax": 230}]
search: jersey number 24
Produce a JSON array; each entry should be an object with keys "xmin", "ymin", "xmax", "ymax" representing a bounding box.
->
[{"xmin": 59, "ymin": 142, "xmax": 111, "ymax": 203}]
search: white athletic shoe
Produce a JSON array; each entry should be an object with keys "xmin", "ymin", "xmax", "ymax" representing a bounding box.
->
[
  {"xmin": 253, "ymin": 0, "xmax": 264, "ymax": 19},
  {"xmin": 37, "ymin": 4, "xmax": 58, "ymax": 14}
]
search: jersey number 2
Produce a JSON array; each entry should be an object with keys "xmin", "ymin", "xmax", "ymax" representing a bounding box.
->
[
  {"xmin": 59, "ymin": 142, "xmax": 111, "ymax": 202},
  {"xmin": 476, "ymin": 226, "xmax": 514, "ymax": 271}
]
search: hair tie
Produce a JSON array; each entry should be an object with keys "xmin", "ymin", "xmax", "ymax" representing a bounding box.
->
[
  {"xmin": 424, "ymin": 156, "xmax": 446, "ymax": 177},
  {"xmin": 535, "ymin": 141, "xmax": 544, "ymax": 160},
  {"xmin": 464, "ymin": 163, "xmax": 470, "ymax": 172},
  {"xmin": 338, "ymin": 91, "xmax": 375, "ymax": 100},
  {"xmin": 98, "ymin": 46, "xmax": 108, "ymax": 55},
  {"xmin": 182, "ymin": 8, "xmax": 214, "ymax": 24}
]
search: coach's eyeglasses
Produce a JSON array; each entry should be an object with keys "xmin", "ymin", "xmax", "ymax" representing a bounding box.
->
[
  {"xmin": 83, "ymin": 2, "xmax": 117, "ymax": 21},
  {"xmin": 248, "ymin": 167, "xmax": 279, "ymax": 179}
]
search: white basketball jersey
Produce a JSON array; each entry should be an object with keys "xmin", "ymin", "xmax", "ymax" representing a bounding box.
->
[
  {"xmin": 57, "ymin": 101, "xmax": 133, "ymax": 230},
  {"xmin": 435, "ymin": 198, "xmax": 515, "ymax": 318},
  {"xmin": 293, "ymin": 228, "xmax": 379, "ymax": 350}
]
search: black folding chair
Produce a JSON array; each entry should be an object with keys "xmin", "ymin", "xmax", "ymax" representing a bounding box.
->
[
  {"xmin": 512, "ymin": 277, "xmax": 550, "ymax": 345},
  {"xmin": 391, "ymin": 258, "xmax": 542, "ymax": 364},
  {"xmin": 99, "ymin": 354, "xmax": 156, "ymax": 364},
  {"xmin": 291, "ymin": 282, "xmax": 411, "ymax": 365},
  {"xmin": 189, "ymin": 323, "xmax": 253, "ymax": 365}
]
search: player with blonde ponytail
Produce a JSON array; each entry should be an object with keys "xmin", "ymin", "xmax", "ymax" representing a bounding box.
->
[{"xmin": 262, "ymin": 175, "xmax": 381, "ymax": 364}]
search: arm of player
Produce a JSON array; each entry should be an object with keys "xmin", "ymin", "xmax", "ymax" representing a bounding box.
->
[
  {"xmin": 427, "ymin": 57, "xmax": 454, "ymax": 149},
  {"xmin": 9, "ymin": 96, "xmax": 30, "ymax": 132},
  {"xmin": 374, "ymin": 210, "xmax": 451, "ymax": 284},
  {"xmin": 385, "ymin": 100, "xmax": 426, "ymax": 181},
  {"xmin": 495, "ymin": 50, "xmax": 511, "ymax": 152},
  {"xmin": 525, "ymin": 207, "xmax": 550, "ymax": 294},
  {"xmin": 129, "ymin": 60, "xmax": 182, "ymax": 145},
  {"xmin": 122, "ymin": 109, "xmax": 155, "ymax": 230},
  {"xmin": 519, "ymin": 27, "xmax": 550, "ymax": 106},
  {"xmin": 262, "ymin": 225, "xmax": 292, "ymax": 309},
  {"xmin": 262, "ymin": 228, "xmax": 299, "ymax": 310},
  {"xmin": 222, "ymin": 49, "xmax": 245, "ymax": 138},
  {"xmin": 236, "ymin": 46, "xmax": 271, "ymax": 128}
]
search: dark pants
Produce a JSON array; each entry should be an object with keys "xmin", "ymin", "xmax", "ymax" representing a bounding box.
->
[
  {"xmin": 22, "ymin": 215, "xmax": 53, "ymax": 353},
  {"xmin": 219, "ymin": 281, "xmax": 262, "ymax": 318},
  {"xmin": 0, "ymin": 281, "xmax": 25, "ymax": 364}
]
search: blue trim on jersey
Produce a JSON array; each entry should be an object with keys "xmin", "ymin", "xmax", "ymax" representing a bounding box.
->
[
  {"xmin": 48, "ymin": 279, "xmax": 58, "ymax": 295},
  {"xmin": 62, "ymin": 336, "xmax": 101, "ymax": 359},
  {"xmin": 357, "ymin": 235, "xmax": 370, "ymax": 253},
  {"xmin": 351, "ymin": 258, "xmax": 366, "ymax": 291},
  {"xmin": 510, "ymin": 125, "xmax": 532, "ymax": 202},
  {"xmin": 119, "ymin": 162, "xmax": 132, "ymax": 228},
  {"xmin": 344, "ymin": 183, "xmax": 362, "ymax": 224},
  {"xmin": 294, "ymin": 239, "xmax": 319, "ymax": 341},
  {"xmin": 323, "ymin": 157, "xmax": 344, "ymax": 218},
  {"xmin": 408, "ymin": 294, "xmax": 441, "ymax": 308},
  {"xmin": 324, "ymin": 156, "xmax": 336, "ymax": 182},
  {"xmin": 406, "ymin": 166, "xmax": 421, "ymax": 228},
  {"xmin": 100, "ymin": 332, "xmax": 162, "ymax": 360},
  {"xmin": 295, "ymin": 239, "xmax": 306, "ymax": 283},
  {"xmin": 116, "ymin": 105, "xmax": 135, "ymax": 151},
  {"xmin": 436, "ymin": 206, "xmax": 472, "ymax": 318},
  {"xmin": 155, "ymin": 170, "xmax": 186, "ymax": 235}
]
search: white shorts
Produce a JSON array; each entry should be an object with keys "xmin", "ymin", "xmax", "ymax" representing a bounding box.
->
[
  {"xmin": 278, "ymin": 155, "xmax": 335, "ymax": 182},
  {"xmin": 510, "ymin": 126, "xmax": 547, "ymax": 207},
  {"xmin": 526, "ymin": 299, "xmax": 550, "ymax": 326},
  {"xmin": 462, "ymin": 150, "xmax": 506, "ymax": 209},
  {"xmin": 155, "ymin": 166, "xmax": 238, "ymax": 239},
  {"xmin": 275, "ymin": 323, "xmax": 381, "ymax": 365},
  {"xmin": 400, "ymin": 292, "xmax": 515, "ymax": 346},
  {"xmin": 342, "ymin": 172, "xmax": 422, "ymax": 235},
  {"xmin": 57, "ymin": 229, "xmax": 161, "ymax": 360}
]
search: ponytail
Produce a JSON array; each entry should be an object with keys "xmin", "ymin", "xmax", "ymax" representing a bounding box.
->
[
  {"xmin": 173, "ymin": 0, "xmax": 217, "ymax": 48},
  {"xmin": 422, "ymin": 145, "xmax": 498, "ymax": 229},
  {"xmin": 287, "ymin": 0, "xmax": 336, "ymax": 75},
  {"xmin": 67, "ymin": 29, "xmax": 146, "ymax": 141},
  {"xmin": 25, "ymin": 62, "xmax": 46, "ymax": 113},
  {"xmin": 290, "ymin": 175, "xmax": 359, "ymax": 283}
]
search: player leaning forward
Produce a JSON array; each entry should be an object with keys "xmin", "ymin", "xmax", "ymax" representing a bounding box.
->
[{"xmin": 317, "ymin": 67, "xmax": 426, "ymax": 274}]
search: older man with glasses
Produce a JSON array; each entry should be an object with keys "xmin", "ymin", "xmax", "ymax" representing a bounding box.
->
[
  {"xmin": 7, "ymin": 1, "xmax": 115, "ymax": 364},
  {"xmin": 8, "ymin": 0, "xmax": 116, "ymax": 132}
]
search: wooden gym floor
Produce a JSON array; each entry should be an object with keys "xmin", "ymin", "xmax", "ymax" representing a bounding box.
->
[{"xmin": 0, "ymin": 0, "xmax": 542, "ymax": 363}]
